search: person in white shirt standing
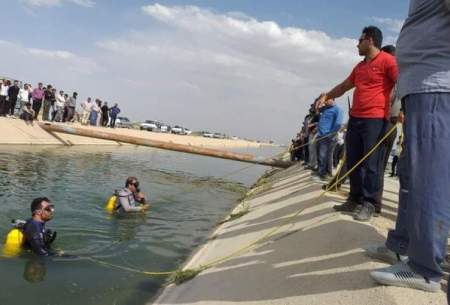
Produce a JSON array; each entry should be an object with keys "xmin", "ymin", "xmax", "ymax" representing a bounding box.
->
[
  {"xmin": 54, "ymin": 90, "xmax": 65, "ymax": 122},
  {"xmin": 18, "ymin": 84, "xmax": 31, "ymax": 115},
  {"xmin": 80, "ymin": 97, "xmax": 92, "ymax": 125},
  {"xmin": 0, "ymin": 79, "xmax": 10, "ymax": 117}
]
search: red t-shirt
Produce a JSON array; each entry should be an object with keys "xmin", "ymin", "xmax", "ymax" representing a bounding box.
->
[{"xmin": 347, "ymin": 51, "xmax": 398, "ymax": 119}]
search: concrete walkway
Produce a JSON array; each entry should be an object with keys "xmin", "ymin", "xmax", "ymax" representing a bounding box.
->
[{"xmin": 153, "ymin": 163, "xmax": 447, "ymax": 305}]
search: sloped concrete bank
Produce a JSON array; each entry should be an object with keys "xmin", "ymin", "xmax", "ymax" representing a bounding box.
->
[{"xmin": 152, "ymin": 163, "xmax": 446, "ymax": 305}]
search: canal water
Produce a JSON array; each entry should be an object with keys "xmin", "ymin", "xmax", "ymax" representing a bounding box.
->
[{"xmin": 0, "ymin": 145, "xmax": 282, "ymax": 305}]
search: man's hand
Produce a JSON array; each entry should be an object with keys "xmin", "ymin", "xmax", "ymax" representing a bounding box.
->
[
  {"xmin": 398, "ymin": 111, "xmax": 405, "ymax": 124},
  {"xmin": 317, "ymin": 93, "xmax": 328, "ymax": 108},
  {"xmin": 135, "ymin": 192, "xmax": 146, "ymax": 203}
]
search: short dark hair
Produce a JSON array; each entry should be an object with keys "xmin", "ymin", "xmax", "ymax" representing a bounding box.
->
[
  {"xmin": 381, "ymin": 45, "xmax": 396, "ymax": 56},
  {"xmin": 31, "ymin": 197, "xmax": 50, "ymax": 214},
  {"xmin": 362, "ymin": 26, "xmax": 383, "ymax": 49},
  {"xmin": 125, "ymin": 176, "xmax": 138, "ymax": 187}
]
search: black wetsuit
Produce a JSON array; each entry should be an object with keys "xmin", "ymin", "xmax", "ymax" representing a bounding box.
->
[{"xmin": 22, "ymin": 219, "xmax": 55, "ymax": 256}]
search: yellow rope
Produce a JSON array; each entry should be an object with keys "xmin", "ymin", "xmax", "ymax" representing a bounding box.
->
[{"xmin": 91, "ymin": 124, "xmax": 398, "ymax": 278}]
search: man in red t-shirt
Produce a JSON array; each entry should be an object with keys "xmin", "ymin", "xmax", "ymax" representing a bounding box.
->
[{"xmin": 317, "ymin": 26, "xmax": 398, "ymax": 221}]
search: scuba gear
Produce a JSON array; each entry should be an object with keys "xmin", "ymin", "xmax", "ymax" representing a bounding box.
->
[
  {"xmin": 105, "ymin": 190, "xmax": 119, "ymax": 213},
  {"xmin": 44, "ymin": 229, "xmax": 57, "ymax": 247},
  {"xmin": 3, "ymin": 219, "xmax": 58, "ymax": 257},
  {"xmin": 3, "ymin": 219, "xmax": 26, "ymax": 257},
  {"xmin": 105, "ymin": 195, "xmax": 117, "ymax": 213}
]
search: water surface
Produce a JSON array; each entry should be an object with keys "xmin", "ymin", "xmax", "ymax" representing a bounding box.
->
[{"xmin": 0, "ymin": 145, "xmax": 281, "ymax": 305}]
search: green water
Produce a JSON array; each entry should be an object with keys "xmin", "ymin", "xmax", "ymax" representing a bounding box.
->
[{"xmin": 0, "ymin": 145, "xmax": 281, "ymax": 305}]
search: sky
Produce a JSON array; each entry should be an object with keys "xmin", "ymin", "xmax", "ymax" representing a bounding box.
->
[{"xmin": 1, "ymin": 0, "xmax": 409, "ymax": 142}]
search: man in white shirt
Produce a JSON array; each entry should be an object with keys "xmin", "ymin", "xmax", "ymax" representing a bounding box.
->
[
  {"xmin": 18, "ymin": 84, "xmax": 30, "ymax": 115},
  {"xmin": 54, "ymin": 90, "xmax": 65, "ymax": 122},
  {"xmin": 0, "ymin": 79, "xmax": 10, "ymax": 117},
  {"xmin": 80, "ymin": 97, "xmax": 92, "ymax": 125}
]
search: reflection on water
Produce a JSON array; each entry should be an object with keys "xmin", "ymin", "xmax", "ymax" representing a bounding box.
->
[{"xmin": 0, "ymin": 145, "xmax": 282, "ymax": 305}]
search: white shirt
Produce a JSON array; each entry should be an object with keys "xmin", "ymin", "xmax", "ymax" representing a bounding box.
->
[
  {"xmin": 19, "ymin": 88, "xmax": 30, "ymax": 102},
  {"xmin": 81, "ymin": 101, "xmax": 93, "ymax": 111},
  {"xmin": 0, "ymin": 84, "xmax": 9, "ymax": 96},
  {"xmin": 56, "ymin": 94, "xmax": 65, "ymax": 108}
]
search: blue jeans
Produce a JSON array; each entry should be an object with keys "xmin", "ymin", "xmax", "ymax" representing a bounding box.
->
[
  {"xmin": 318, "ymin": 135, "xmax": 336, "ymax": 177},
  {"xmin": 345, "ymin": 117, "xmax": 386, "ymax": 207},
  {"xmin": 386, "ymin": 93, "xmax": 450, "ymax": 283}
]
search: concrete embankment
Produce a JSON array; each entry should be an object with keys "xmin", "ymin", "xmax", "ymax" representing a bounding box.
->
[
  {"xmin": 0, "ymin": 118, "xmax": 264, "ymax": 148},
  {"xmin": 152, "ymin": 163, "xmax": 447, "ymax": 305}
]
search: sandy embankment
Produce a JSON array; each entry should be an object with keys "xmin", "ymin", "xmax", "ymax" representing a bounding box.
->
[
  {"xmin": 0, "ymin": 117, "xmax": 267, "ymax": 148},
  {"xmin": 152, "ymin": 163, "xmax": 446, "ymax": 305}
]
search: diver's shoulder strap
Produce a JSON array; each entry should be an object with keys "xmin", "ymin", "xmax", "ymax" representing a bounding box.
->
[{"xmin": 11, "ymin": 219, "xmax": 26, "ymax": 230}]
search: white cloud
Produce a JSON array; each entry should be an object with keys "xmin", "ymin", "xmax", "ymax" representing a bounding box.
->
[
  {"xmin": 5, "ymin": 4, "xmax": 362, "ymax": 142},
  {"xmin": 95, "ymin": 4, "xmax": 359, "ymax": 141},
  {"xmin": 371, "ymin": 17, "xmax": 404, "ymax": 34},
  {"xmin": 20, "ymin": 0, "xmax": 95, "ymax": 8},
  {"xmin": 0, "ymin": 40, "xmax": 98, "ymax": 85}
]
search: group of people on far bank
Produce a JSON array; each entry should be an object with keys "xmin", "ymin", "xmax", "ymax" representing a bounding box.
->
[{"xmin": 0, "ymin": 80, "xmax": 122, "ymax": 127}]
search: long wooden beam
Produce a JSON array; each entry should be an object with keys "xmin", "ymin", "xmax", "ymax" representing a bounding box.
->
[{"xmin": 39, "ymin": 123, "xmax": 293, "ymax": 168}]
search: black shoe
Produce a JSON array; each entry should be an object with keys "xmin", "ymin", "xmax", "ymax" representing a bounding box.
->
[
  {"xmin": 353, "ymin": 202, "xmax": 375, "ymax": 222},
  {"xmin": 333, "ymin": 198, "xmax": 361, "ymax": 212}
]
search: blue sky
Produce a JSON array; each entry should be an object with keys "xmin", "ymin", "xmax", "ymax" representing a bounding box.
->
[{"xmin": 1, "ymin": 1, "xmax": 409, "ymax": 142}]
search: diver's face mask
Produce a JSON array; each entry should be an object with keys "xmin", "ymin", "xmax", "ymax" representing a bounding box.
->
[
  {"xmin": 131, "ymin": 181, "xmax": 140, "ymax": 193},
  {"xmin": 40, "ymin": 204, "xmax": 55, "ymax": 221}
]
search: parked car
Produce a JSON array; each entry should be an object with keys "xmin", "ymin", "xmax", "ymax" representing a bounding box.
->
[
  {"xmin": 202, "ymin": 131, "xmax": 214, "ymax": 138},
  {"xmin": 140, "ymin": 120, "xmax": 158, "ymax": 131},
  {"xmin": 171, "ymin": 125, "xmax": 185, "ymax": 135},
  {"xmin": 115, "ymin": 116, "xmax": 133, "ymax": 128},
  {"xmin": 159, "ymin": 122, "xmax": 171, "ymax": 133},
  {"xmin": 184, "ymin": 128, "xmax": 192, "ymax": 135},
  {"xmin": 213, "ymin": 133, "xmax": 226, "ymax": 139}
]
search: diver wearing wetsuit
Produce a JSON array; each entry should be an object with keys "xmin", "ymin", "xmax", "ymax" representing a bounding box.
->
[
  {"xmin": 116, "ymin": 177, "xmax": 150, "ymax": 213},
  {"xmin": 23, "ymin": 197, "xmax": 57, "ymax": 256}
]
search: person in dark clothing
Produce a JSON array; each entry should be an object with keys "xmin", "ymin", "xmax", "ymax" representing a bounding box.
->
[
  {"xmin": 42, "ymin": 85, "xmax": 54, "ymax": 121},
  {"xmin": 7, "ymin": 80, "xmax": 20, "ymax": 116},
  {"xmin": 101, "ymin": 101, "xmax": 109, "ymax": 126},
  {"xmin": 22, "ymin": 197, "xmax": 57, "ymax": 257},
  {"xmin": 109, "ymin": 103, "xmax": 120, "ymax": 128}
]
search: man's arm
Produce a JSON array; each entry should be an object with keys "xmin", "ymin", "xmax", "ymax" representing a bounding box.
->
[
  {"xmin": 118, "ymin": 195, "xmax": 143, "ymax": 212},
  {"xmin": 318, "ymin": 79, "xmax": 354, "ymax": 106}
]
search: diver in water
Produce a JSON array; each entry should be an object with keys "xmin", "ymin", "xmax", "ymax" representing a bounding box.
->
[
  {"xmin": 115, "ymin": 177, "xmax": 150, "ymax": 213},
  {"xmin": 22, "ymin": 197, "xmax": 58, "ymax": 256}
]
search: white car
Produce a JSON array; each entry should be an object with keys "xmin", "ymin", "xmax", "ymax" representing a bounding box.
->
[
  {"xmin": 159, "ymin": 122, "xmax": 171, "ymax": 133},
  {"xmin": 115, "ymin": 116, "xmax": 133, "ymax": 128},
  {"xmin": 213, "ymin": 133, "xmax": 226, "ymax": 139},
  {"xmin": 171, "ymin": 125, "xmax": 185, "ymax": 135},
  {"xmin": 140, "ymin": 120, "xmax": 158, "ymax": 131},
  {"xmin": 184, "ymin": 128, "xmax": 192, "ymax": 135},
  {"xmin": 202, "ymin": 131, "xmax": 214, "ymax": 138}
]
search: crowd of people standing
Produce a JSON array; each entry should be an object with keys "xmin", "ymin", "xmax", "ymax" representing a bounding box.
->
[
  {"xmin": 291, "ymin": 0, "xmax": 450, "ymax": 298},
  {"xmin": 0, "ymin": 80, "xmax": 121, "ymax": 127}
]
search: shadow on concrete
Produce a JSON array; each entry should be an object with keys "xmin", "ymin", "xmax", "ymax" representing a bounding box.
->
[{"xmin": 156, "ymin": 220, "xmax": 391, "ymax": 304}]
